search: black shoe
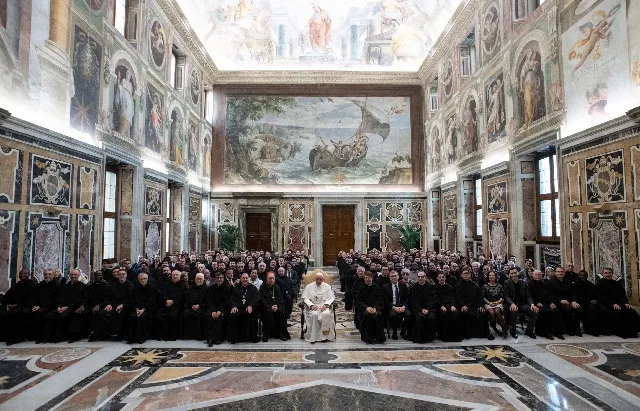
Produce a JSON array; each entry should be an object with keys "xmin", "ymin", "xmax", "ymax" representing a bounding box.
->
[
  {"xmin": 576, "ymin": 331, "xmax": 582, "ymax": 337},
  {"xmin": 487, "ymin": 333, "xmax": 495, "ymax": 341},
  {"xmin": 68, "ymin": 337, "xmax": 79, "ymax": 343},
  {"xmin": 555, "ymin": 334, "xmax": 565, "ymax": 340},
  {"xmin": 88, "ymin": 334, "xmax": 97, "ymax": 342},
  {"xmin": 126, "ymin": 340, "xmax": 133, "ymax": 344},
  {"xmin": 207, "ymin": 340, "xmax": 213, "ymax": 347},
  {"xmin": 510, "ymin": 330, "xmax": 519, "ymax": 339},
  {"xmin": 261, "ymin": 336, "xmax": 268, "ymax": 342},
  {"xmin": 545, "ymin": 334, "xmax": 554, "ymax": 340},
  {"xmin": 392, "ymin": 331, "xmax": 398, "ymax": 340},
  {"xmin": 525, "ymin": 331, "xmax": 536, "ymax": 339}
]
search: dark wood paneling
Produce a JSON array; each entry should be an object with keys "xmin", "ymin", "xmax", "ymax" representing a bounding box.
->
[
  {"xmin": 322, "ymin": 205, "xmax": 355, "ymax": 266},
  {"xmin": 245, "ymin": 213, "xmax": 271, "ymax": 251}
]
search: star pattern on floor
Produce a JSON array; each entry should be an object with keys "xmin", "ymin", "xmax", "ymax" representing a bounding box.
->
[
  {"xmin": 121, "ymin": 349, "xmax": 167, "ymax": 367},
  {"xmin": 461, "ymin": 345, "xmax": 522, "ymax": 366}
]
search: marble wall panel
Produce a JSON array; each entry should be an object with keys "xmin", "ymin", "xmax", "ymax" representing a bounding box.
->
[
  {"xmin": 288, "ymin": 204, "xmax": 305, "ymax": 223},
  {"xmin": 144, "ymin": 185, "xmax": 163, "ymax": 216},
  {"xmin": 202, "ymin": 221, "xmax": 209, "ymax": 252},
  {"xmin": 288, "ymin": 225, "xmax": 305, "ymax": 253},
  {"xmin": 367, "ymin": 224, "xmax": 382, "ymax": 252},
  {"xmin": 75, "ymin": 214, "xmax": 94, "ymax": 275},
  {"xmin": 385, "ymin": 203, "xmax": 404, "ymax": 222},
  {"xmin": 486, "ymin": 181, "xmax": 508, "ymax": 214},
  {"xmin": 636, "ymin": 210, "xmax": 640, "ymax": 297},
  {"xmin": 25, "ymin": 213, "xmax": 71, "ymax": 281},
  {"xmin": 172, "ymin": 222, "xmax": 181, "ymax": 252},
  {"xmin": 521, "ymin": 161, "xmax": 534, "ymax": 174},
  {"xmin": 217, "ymin": 202, "xmax": 235, "ymax": 224},
  {"xmin": 0, "ymin": 145, "xmax": 22, "ymax": 204},
  {"xmin": 443, "ymin": 195, "xmax": 457, "ymax": 220},
  {"xmin": 488, "ymin": 218, "xmax": 508, "ymax": 260},
  {"xmin": 407, "ymin": 201, "xmax": 423, "ymax": 223},
  {"xmin": 189, "ymin": 223, "xmax": 198, "ymax": 253},
  {"xmin": 172, "ymin": 188, "xmax": 183, "ymax": 221},
  {"xmin": 431, "ymin": 191, "xmax": 441, "ymax": 237},
  {"xmin": 144, "ymin": 220, "xmax": 162, "ymax": 259},
  {"xmin": 77, "ymin": 166, "xmax": 97, "ymax": 210},
  {"xmin": 0, "ymin": 210, "xmax": 19, "ymax": 292},
  {"xmin": 189, "ymin": 196, "xmax": 201, "ymax": 221},
  {"xmin": 119, "ymin": 219, "xmax": 132, "ymax": 259},
  {"xmin": 566, "ymin": 160, "xmax": 582, "ymax": 206},
  {"xmin": 463, "ymin": 191, "xmax": 474, "ymax": 238},
  {"xmin": 522, "ymin": 178, "xmax": 536, "ymax": 241},
  {"xmin": 588, "ymin": 212, "xmax": 629, "ymax": 289},
  {"xmin": 385, "ymin": 224, "xmax": 403, "ymax": 252},
  {"xmin": 631, "ymin": 145, "xmax": 640, "ymax": 201},
  {"xmin": 569, "ymin": 212, "xmax": 584, "ymax": 271},
  {"xmin": 119, "ymin": 168, "xmax": 134, "ymax": 216},
  {"xmin": 29, "ymin": 155, "xmax": 72, "ymax": 207},
  {"xmin": 367, "ymin": 203, "xmax": 382, "ymax": 223},
  {"xmin": 585, "ymin": 150, "xmax": 625, "ymax": 204},
  {"xmin": 541, "ymin": 245, "xmax": 562, "ymax": 271},
  {"xmin": 445, "ymin": 223, "xmax": 457, "ymax": 252},
  {"xmin": 70, "ymin": 25, "xmax": 102, "ymax": 135}
]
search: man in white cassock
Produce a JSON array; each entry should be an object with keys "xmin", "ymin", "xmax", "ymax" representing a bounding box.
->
[{"xmin": 302, "ymin": 273, "xmax": 336, "ymax": 342}]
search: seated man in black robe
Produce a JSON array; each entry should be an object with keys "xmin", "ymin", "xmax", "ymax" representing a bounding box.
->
[
  {"xmin": 157, "ymin": 270, "xmax": 187, "ymax": 341},
  {"xmin": 382, "ymin": 270, "xmax": 411, "ymax": 340},
  {"xmin": 548, "ymin": 266, "xmax": 582, "ymax": 336},
  {"xmin": 74, "ymin": 270, "xmax": 113, "ymax": 342},
  {"xmin": 573, "ymin": 270, "xmax": 607, "ymax": 335},
  {"xmin": 434, "ymin": 273, "xmax": 462, "ymax": 342},
  {"xmin": 275, "ymin": 267, "xmax": 294, "ymax": 320},
  {"xmin": 206, "ymin": 271, "xmax": 231, "ymax": 346},
  {"xmin": 357, "ymin": 272, "xmax": 386, "ymax": 344},
  {"xmin": 455, "ymin": 268, "xmax": 492, "ymax": 340},
  {"xmin": 409, "ymin": 271, "xmax": 437, "ymax": 343},
  {"xmin": 228, "ymin": 272, "xmax": 259, "ymax": 343},
  {"xmin": 91, "ymin": 269, "xmax": 133, "ymax": 341},
  {"xmin": 1, "ymin": 269, "xmax": 35, "ymax": 345},
  {"xmin": 182, "ymin": 273, "xmax": 208, "ymax": 340},
  {"xmin": 30, "ymin": 269, "xmax": 60, "ymax": 343},
  {"xmin": 351, "ymin": 267, "xmax": 366, "ymax": 328},
  {"xmin": 45, "ymin": 269, "xmax": 86, "ymax": 343},
  {"xmin": 127, "ymin": 273, "xmax": 157, "ymax": 344},
  {"xmin": 503, "ymin": 269, "xmax": 538, "ymax": 339},
  {"xmin": 529, "ymin": 270, "xmax": 564, "ymax": 340},
  {"xmin": 597, "ymin": 267, "xmax": 640, "ymax": 338},
  {"xmin": 259, "ymin": 272, "xmax": 291, "ymax": 342}
]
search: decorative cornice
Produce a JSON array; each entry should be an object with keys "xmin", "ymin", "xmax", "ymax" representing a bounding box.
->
[
  {"xmin": 102, "ymin": 140, "xmax": 143, "ymax": 166},
  {"xmin": 481, "ymin": 161, "xmax": 510, "ymax": 180},
  {"xmin": 558, "ymin": 115, "xmax": 640, "ymax": 156},
  {"xmin": 144, "ymin": 169, "xmax": 168, "ymax": 184},
  {"xmin": 626, "ymin": 106, "xmax": 640, "ymax": 123},
  {"xmin": 510, "ymin": 129, "xmax": 559, "ymax": 157},
  {"xmin": 0, "ymin": 108, "xmax": 10, "ymax": 125},
  {"xmin": 211, "ymin": 71, "xmax": 422, "ymax": 85}
]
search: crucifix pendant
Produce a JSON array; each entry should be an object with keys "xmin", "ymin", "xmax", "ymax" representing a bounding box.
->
[{"xmin": 242, "ymin": 297, "xmax": 246, "ymax": 305}]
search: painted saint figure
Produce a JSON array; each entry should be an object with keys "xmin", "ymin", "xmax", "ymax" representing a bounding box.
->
[
  {"xmin": 462, "ymin": 99, "xmax": 477, "ymax": 155},
  {"xmin": 307, "ymin": 6, "xmax": 331, "ymax": 53},
  {"xmin": 486, "ymin": 79, "xmax": 505, "ymax": 138},
  {"xmin": 114, "ymin": 67, "xmax": 135, "ymax": 137},
  {"xmin": 519, "ymin": 48, "xmax": 544, "ymax": 128}
]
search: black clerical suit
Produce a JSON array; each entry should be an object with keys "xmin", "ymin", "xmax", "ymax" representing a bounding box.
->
[
  {"xmin": 455, "ymin": 279, "xmax": 488, "ymax": 339},
  {"xmin": 573, "ymin": 278, "xmax": 606, "ymax": 335},
  {"xmin": 548, "ymin": 276, "xmax": 581, "ymax": 335},
  {"xmin": 597, "ymin": 278, "xmax": 640, "ymax": 338},
  {"xmin": 503, "ymin": 278, "xmax": 538, "ymax": 335},
  {"xmin": 351, "ymin": 277, "xmax": 366, "ymax": 328},
  {"xmin": 93, "ymin": 279, "xmax": 133, "ymax": 339},
  {"xmin": 157, "ymin": 280, "xmax": 187, "ymax": 340},
  {"xmin": 1, "ymin": 279, "xmax": 35, "ymax": 344},
  {"xmin": 227, "ymin": 283, "xmax": 259, "ymax": 343},
  {"xmin": 357, "ymin": 282, "xmax": 386, "ymax": 344},
  {"xmin": 383, "ymin": 281, "xmax": 411, "ymax": 338},
  {"xmin": 408, "ymin": 282, "xmax": 437, "ymax": 343},
  {"xmin": 45, "ymin": 280, "xmax": 86, "ymax": 342},
  {"xmin": 205, "ymin": 282, "xmax": 231, "ymax": 344},
  {"xmin": 529, "ymin": 279, "xmax": 564, "ymax": 338},
  {"xmin": 127, "ymin": 282, "xmax": 157, "ymax": 343},
  {"xmin": 30, "ymin": 280, "xmax": 59, "ymax": 343},
  {"xmin": 182, "ymin": 283, "xmax": 207, "ymax": 339},
  {"xmin": 259, "ymin": 282, "xmax": 291, "ymax": 341},
  {"xmin": 73, "ymin": 279, "xmax": 113, "ymax": 340},
  {"xmin": 276, "ymin": 274, "xmax": 295, "ymax": 319},
  {"xmin": 434, "ymin": 282, "xmax": 462, "ymax": 342}
]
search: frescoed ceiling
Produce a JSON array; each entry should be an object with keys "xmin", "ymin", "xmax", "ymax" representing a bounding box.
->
[{"xmin": 178, "ymin": 0, "xmax": 462, "ymax": 72}]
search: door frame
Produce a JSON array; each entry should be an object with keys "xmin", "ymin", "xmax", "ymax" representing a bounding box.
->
[
  {"xmin": 238, "ymin": 206, "xmax": 278, "ymax": 251},
  {"xmin": 315, "ymin": 198, "xmax": 362, "ymax": 266}
]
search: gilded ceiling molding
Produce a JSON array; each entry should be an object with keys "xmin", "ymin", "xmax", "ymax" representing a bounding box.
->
[{"xmin": 211, "ymin": 71, "xmax": 422, "ymax": 85}]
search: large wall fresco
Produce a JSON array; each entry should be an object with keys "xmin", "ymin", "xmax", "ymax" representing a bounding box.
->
[
  {"xmin": 179, "ymin": 0, "xmax": 462, "ymax": 71},
  {"xmin": 70, "ymin": 25, "xmax": 102, "ymax": 136},
  {"xmin": 223, "ymin": 96, "xmax": 412, "ymax": 185}
]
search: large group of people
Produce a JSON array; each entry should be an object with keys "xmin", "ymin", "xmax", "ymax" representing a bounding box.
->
[
  {"xmin": 0, "ymin": 250, "xmax": 309, "ymax": 346},
  {"xmin": 338, "ymin": 249, "xmax": 640, "ymax": 344}
]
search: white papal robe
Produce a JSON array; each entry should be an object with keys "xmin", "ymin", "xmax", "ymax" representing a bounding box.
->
[{"xmin": 302, "ymin": 281, "xmax": 336, "ymax": 342}]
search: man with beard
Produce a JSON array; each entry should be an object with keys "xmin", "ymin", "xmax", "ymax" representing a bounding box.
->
[
  {"xmin": 74, "ymin": 271, "xmax": 113, "ymax": 342},
  {"xmin": 182, "ymin": 273, "xmax": 207, "ymax": 340},
  {"xmin": 259, "ymin": 272, "xmax": 291, "ymax": 342},
  {"xmin": 205, "ymin": 272, "xmax": 231, "ymax": 346},
  {"xmin": 383, "ymin": 270, "xmax": 411, "ymax": 340},
  {"xmin": 157, "ymin": 270, "xmax": 187, "ymax": 341},
  {"xmin": 597, "ymin": 267, "xmax": 640, "ymax": 338},
  {"xmin": 409, "ymin": 271, "xmax": 437, "ymax": 343},
  {"xmin": 228, "ymin": 272, "xmax": 260, "ymax": 343},
  {"xmin": 435, "ymin": 272, "xmax": 462, "ymax": 342},
  {"xmin": 45, "ymin": 269, "xmax": 86, "ymax": 343},
  {"xmin": 92, "ymin": 269, "xmax": 133, "ymax": 341},
  {"xmin": 31, "ymin": 269, "xmax": 60, "ymax": 343},
  {"xmin": 529, "ymin": 270, "xmax": 564, "ymax": 340},
  {"xmin": 548, "ymin": 266, "xmax": 582, "ymax": 336},
  {"xmin": 456, "ymin": 268, "xmax": 492, "ymax": 340},
  {"xmin": 1, "ymin": 269, "xmax": 35, "ymax": 345},
  {"xmin": 127, "ymin": 273, "xmax": 157, "ymax": 344},
  {"xmin": 503, "ymin": 268, "xmax": 538, "ymax": 339},
  {"xmin": 573, "ymin": 270, "xmax": 606, "ymax": 335},
  {"xmin": 357, "ymin": 272, "xmax": 386, "ymax": 344}
]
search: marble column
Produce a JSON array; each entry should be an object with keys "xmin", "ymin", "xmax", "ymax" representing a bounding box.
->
[{"xmin": 36, "ymin": 0, "xmax": 73, "ymax": 129}]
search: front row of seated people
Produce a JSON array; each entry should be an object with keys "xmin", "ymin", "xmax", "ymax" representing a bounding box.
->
[{"xmin": 2, "ymin": 266, "xmax": 639, "ymax": 345}]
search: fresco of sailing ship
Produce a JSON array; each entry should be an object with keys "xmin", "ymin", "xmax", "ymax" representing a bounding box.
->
[{"xmin": 224, "ymin": 95, "xmax": 412, "ymax": 185}]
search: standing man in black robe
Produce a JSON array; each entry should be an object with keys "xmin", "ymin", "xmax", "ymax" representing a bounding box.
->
[
  {"xmin": 127, "ymin": 273, "xmax": 157, "ymax": 344},
  {"xmin": 1, "ymin": 269, "xmax": 35, "ymax": 345},
  {"xmin": 228, "ymin": 272, "xmax": 259, "ymax": 343},
  {"xmin": 529, "ymin": 270, "xmax": 564, "ymax": 340},
  {"xmin": 157, "ymin": 270, "xmax": 187, "ymax": 341},
  {"xmin": 92, "ymin": 269, "xmax": 133, "ymax": 341},
  {"xmin": 548, "ymin": 266, "xmax": 582, "ymax": 336},
  {"xmin": 409, "ymin": 271, "xmax": 437, "ymax": 343},
  {"xmin": 503, "ymin": 269, "xmax": 538, "ymax": 339},
  {"xmin": 573, "ymin": 270, "xmax": 606, "ymax": 335},
  {"xmin": 351, "ymin": 267, "xmax": 366, "ymax": 328},
  {"xmin": 276, "ymin": 267, "xmax": 294, "ymax": 320},
  {"xmin": 182, "ymin": 273, "xmax": 207, "ymax": 340},
  {"xmin": 259, "ymin": 272, "xmax": 291, "ymax": 342},
  {"xmin": 45, "ymin": 269, "xmax": 86, "ymax": 343},
  {"xmin": 383, "ymin": 270, "xmax": 410, "ymax": 340},
  {"xmin": 456, "ymin": 268, "xmax": 492, "ymax": 340},
  {"xmin": 434, "ymin": 273, "xmax": 462, "ymax": 342},
  {"xmin": 31, "ymin": 269, "xmax": 60, "ymax": 343},
  {"xmin": 357, "ymin": 272, "xmax": 386, "ymax": 344},
  {"xmin": 597, "ymin": 267, "xmax": 640, "ymax": 338},
  {"xmin": 73, "ymin": 270, "xmax": 113, "ymax": 342},
  {"xmin": 205, "ymin": 271, "xmax": 231, "ymax": 346}
]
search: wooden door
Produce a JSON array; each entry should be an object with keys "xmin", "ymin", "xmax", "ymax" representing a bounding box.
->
[
  {"xmin": 322, "ymin": 205, "xmax": 355, "ymax": 265},
  {"xmin": 246, "ymin": 213, "xmax": 272, "ymax": 251}
]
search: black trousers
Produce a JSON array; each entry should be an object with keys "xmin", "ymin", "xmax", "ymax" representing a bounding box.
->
[
  {"xmin": 558, "ymin": 303, "xmax": 581, "ymax": 334},
  {"xmin": 460, "ymin": 308, "xmax": 488, "ymax": 338},
  {"xmin": 534, "ymin": 304, "xmax": 564, "ymax": 336},
  {"xmin": 127, "ymin": 310, "xmax": 154, "ymax": 342},
  {"xmin": 387, "ymin": 307, "xmax": 412, "ymax": 333},
  {"xmin": 227, "ymin": 309, "xmax": 258, "ymax": 343},
  {"xmin": 260, "ymin": 307, "xmax": 290, "ymax": 340},
  {"xmin": 508, "ymin": 304, "xmax": 539, "ymax": 333},
  {"xmin": 157, "ymin": 306, "xmax": 181, "ymax": 340},
  {"xmin": 93, "ymin": 308, "xmax": 128, "ymax": 338},
  {"xmin": 359, "ymin": 310, "xmax": 386, "ymax": 343},
  {"xmin": 437, "ymin": 309, "xmax": 463, "ymax": 342},
  {"xmin": 2, "ymin": 307, "xmax": 31, "ymax": 343},
  {"xmin": 31, "ymin": 308, "xmax": 53, "ymax": 342},
  {"xmin": 182, "ymin": 308, "xmax": 205, "ymax": 340},
  {"xmin": 45, "ymin": 309, "xmax": 76, "ymax": 342},
  {"xmin": 206, "ymin": 311, "xmax": 228, "ymax": 342},
  {"xmin": 412, "ymin": 311, "xmax": 437, "ymax": 343},
  {"xmin": 580, "ymin": 301, "xmax": 608, "ymax": 335},
  {"xmin": 604, "ymin": 306, "xmax": 640, "ymax": 338}
]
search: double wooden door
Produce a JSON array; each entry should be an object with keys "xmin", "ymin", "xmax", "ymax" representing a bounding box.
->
[
  {"xmin": 322, "ymin": 205, "xmax": 355, "ymax": 266},
  {"xmin": 245, "ymin": 213, "xmax": 272, "ymax": 251}
]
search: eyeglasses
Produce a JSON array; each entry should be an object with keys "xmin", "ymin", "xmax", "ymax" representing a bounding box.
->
[{"xmin": 417, "ymin": 275, "xmax": 426, "ymax": 278}]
